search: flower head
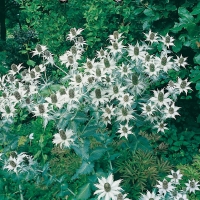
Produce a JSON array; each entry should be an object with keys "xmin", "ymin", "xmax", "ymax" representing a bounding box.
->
[
  {"xmin": 185, "ymin": 179, "xmax": 200, "ymax": 193},
  {"xmin": 94, "ymin": 174, "xmax": 122, "ymax": 200},
  {"xmin": 52, "ymin": 129, "xmax": 75, "ymax": 149}
]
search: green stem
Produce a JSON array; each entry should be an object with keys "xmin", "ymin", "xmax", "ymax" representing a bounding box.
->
[
  {"xmin": 53, "ymin": 63, "xmax": 68, "ymax": 75},
  {"xmin": 81, "ymin": 116, "xmax": 94, "ymax": 135},
  {"xmin": 18, "ymin": 184, "xmax": 24, "ymax": 200}
]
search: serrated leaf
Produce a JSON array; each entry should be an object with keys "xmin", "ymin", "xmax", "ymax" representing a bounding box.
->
[
  {"xmin": 72, "ymin": 161, "xmax": 94, "ymax": 180},
  {"xmin": 76, "ymin": 183, "xmax": 91, "ymax": 200},
  {"xmin": 73, "ymin": 112, "xmax": 88, "ymax": 123},
  {"xmin": 89, "ymin": 147, "xmax": 106, "ymax": 162},
  {"xmin": 81, "ymin": 125, "xmax": 98, "ymax": 137}
]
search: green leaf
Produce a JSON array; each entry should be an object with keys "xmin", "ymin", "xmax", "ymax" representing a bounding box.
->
[
  {"xmin": 178, "ymin": 7, "xmax": 194, "ymax": 22},
  {"xmin": 174, "ymin": 141, "xmax": 183, "ymax": 146},
  {"xmin": 194, "ymin": 54, "xmax": 200, "ymax": 64},
  {"xmin": 76, "ymin": 183, "xmax": 91, "ymax": 200},
  {"xmin": 72, "ymin": 161, "xmax": 94, "ymax": 180},
  {"xmin": 133, "ymin": 8, "xmax": 144, "ymax": 15},
  {"xmin": 89, "ymin": 147, "xmax": 106, "ymax": 162},
  {"xmin": 172, "ymin": 40, "xmax": 182, "ymax": 53},
  {"xmin": 27, "ymin": 59, "xmax": 36, "ymax": 67},
  {"xmin": 197, "ymin": 82, "xmax": 200, "ymax": 90},
  {"xmin": 197, "ymin": 114, "xmax": 200, "ymax": 123},
  {"xmin": 73, "ymin": 112, "xmax": 88, "ymax": 123},
  {"xmin": 144, "ymin": 9, "xmax": 154, "ymax": 17},
  {"xmin": 190, "ymin": 74, "xmax": 200, "ymax": 82},
  {"xmin": 191, "ymin": 3, "xmax": 200, "ymax": 15}
]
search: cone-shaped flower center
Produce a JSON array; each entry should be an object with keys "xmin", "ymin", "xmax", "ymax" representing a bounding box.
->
[
  {"xmin": 190, "ymin": 181, "xmax": 195, "ymax": 188},
  {"xmin": 75, "ymin": 75, "xmax": 82, "ymax": 83},
  {"xmin": 51, "ymin": 94, "xmax": 58, "ymax": 103},
  {"xmin": 122, "ymin": 127, "xmax": 128, "ymax": 133},
  {"xmin": 9, "ymin": 75, "xmax": 15, "ymax": 82},
  {"xmin": 150, "ymin": 33, "xmax": 155, "ymax": 40},
  {"xmin": 179, "ymin": 57, "xmax": 184, "ymax": 64},
  {"xmin": 104, "ymin": 183, "xmax": 111, "ymax": 192},
  {"xmin": 122, "ymin": 108, "xmax": 128, "ymax": 116},
  {"xmin": 2, "ymin": 93, "xmax": 7, "ymax": 98},
  {"xmin": 78, "ymin": 36, "xmax": 84, "ymax": 43},
  {"xmin": 105, "ymin": 108, "xmax": 111, "ymax": 114},
  {"xmin": 38, "ymin": 104, "xmax": 45, "ymax": 114},
  {"xmin": 159, "ymin": 123, "xmax": 164, "ymax": 129},
  {"xmin": 150, "ymin": 64, "xmax": 155, "ymax": 72},
  {"xmin": 5, "ymin": 105, "xmax": 11, "ymax": 114},
  {"xmin": 10, "ymin": 160, "xmax": 16, "ymax": 168},
  {"xmin": 71, "ymin": 46, "xmax": 77, "ymax": 54},
  {"xmin": 22, "ymin": 69, "xmax": 28, "ymax": 76},
  {"xmin": 44, "ymin": 50, "xmax": 51, "ymax": 58},
  {"xmin": 145, "ymin": 54, "xmax": 150, "ymax": 62},
  {"xmin": 96, "ymin": 68, "xmax": 101, "ymax": 77},
  {"xmin": 161, "ymin": 57, "xmax": 167, "ymax": 66},
  {"xmin": 146, "ymin": 105, "xmax": 151, "ymax": 112},
  {"xmin": 11, "ymin": 64, "xmax": 18, "ymax": 72},
  {"xmin": 87, "ymin": 61, "xmax": 93, "ymax": 69},
  {"xmin": 172, "ymin": 172, "xmax": 178, "ymax": 179},
  {"xmin": 69, "ymin": 89, "xmax": 75, "ymax": 99},
  {"xmin": 36, "ymin": 44, "xmax": 42, "ymax": 52},
  {"xmin": 134, "ymin": 47, "xmax": 139, "ymax": 56},
  {"xmin": 100, "ymin": 49, "xmax": 104, "ymax": 56},
  {"xmin": 35, "ymin": 65, "xmax": 41, "ymax": 72},
  {"xmin": 113, "ymin": 31, "xmax": 119, "ymax": 39},
  {"xmin": 171, "ymin": 190, "xmax": 177, "ymax": 197},
  {"xmin": 165, "ymin": 36, "xmax": 171, "ymax": 43},
  {"xmin": 59, "ymin": 88, "xmax": 66, "ymax": 95},
  {"xmin": 123, "ymin": 66, "xmax": 127, "ymax": 73},
  {"xmin": 112, "ymin": 42, "xmax": 118, "ymax": 50},
  {"xmin": 26, "ymin": 98, "xmax": 31, "ymax": 104},
  {"xmin": 113, "ymin": 85, "xmax": 119, "ymax": 94},
  {"xmin": 95, "ymin": 89, "xmax": 101, "ymax": 99},
  {"xmin": 104, "ymin": 58, "xmax": 110, "ymax": 68},
  {"xmin": 106, "ymin": 76, "xmax": 111, "ymax": 83},
  {"xmin": 14, "ymin": 91, "xmax": 21, "ymax": 100},
  {"xmin": 59, "ymin": 130, "xmax": 67, "ymax": 140},
  {"xmin": 117, "ymin": 193, "xmax": 123, "ymax": 200},
  {"xmin": 23, "ymin": 156, "xmax": 29, "ymax": 165},
  {"xmin": 68, "ymin": 56, "xmax": 74, "ymax": 64},
  {"xmin": 169, "ymin": 80, "xmax": 174, "ymax": 87},
  {"xmin": 169, "ymin": 107, "xmax": 174, "ymax": 114},
  {"xmin": 163, "ymin": 180, "xmax": 168, "ymax": 189},
  {"xmin": 70, "ymin": 28, "xmax": 76, "ymax": 36},
  {"xmin": 123, "ymin": 95, "xmax": 129, "ymax": 102},
  {"xmin": 180, "ymin": 81, "xmax": 187, "ymax": 89},
  {"xmin": 158, "ymin": 92, "xmax": 164, "ymax": 102},
  {"xmin": 88, "ymin": 77, "xmax": 94, "ymax": 84},
  {"xmin": 10, "ymin": 152, "xmax": 17, "ymax": 158},
  {"xmin": 30, "ymin": 71, "xmax": 36, "ymax": 79},
  {"xmin": 132, "ymin": 74, "xmax": 139, "ymax": 85}
]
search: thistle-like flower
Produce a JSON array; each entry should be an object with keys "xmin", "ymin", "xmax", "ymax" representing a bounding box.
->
[
  {"xmin": 94, "ymin": 174, "xmax": 122, "ymax": 200},
  {"xmin": 52, "ymin": 129, "xmax": 75, "ymax": 149}
]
